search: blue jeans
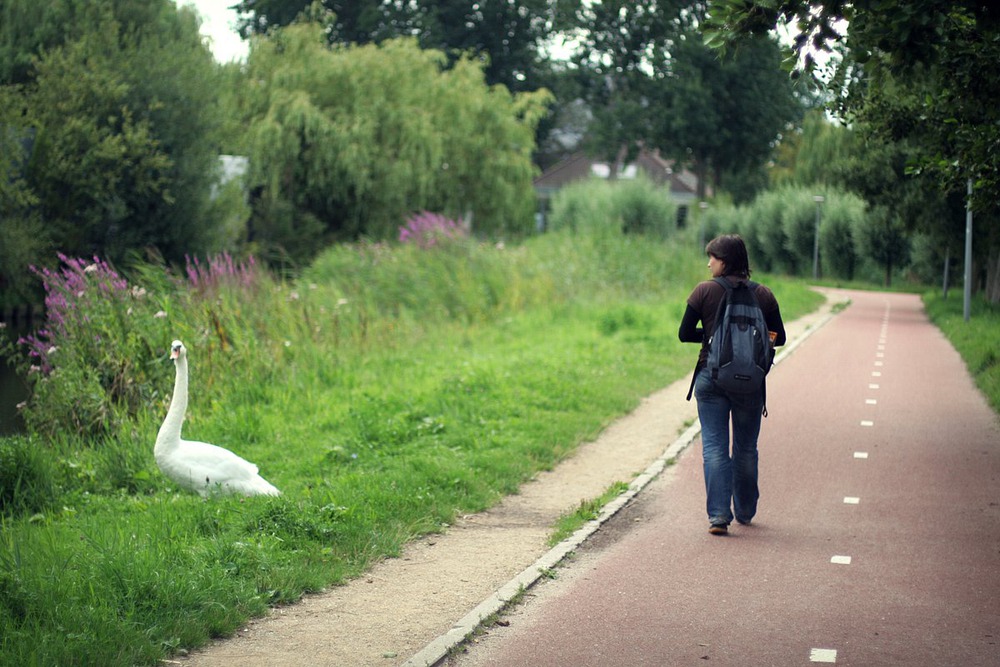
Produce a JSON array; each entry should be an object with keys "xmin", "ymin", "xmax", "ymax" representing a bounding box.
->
[{"xmin": 694, "ymin": 368, "xmax": 763, "ymax": 525}]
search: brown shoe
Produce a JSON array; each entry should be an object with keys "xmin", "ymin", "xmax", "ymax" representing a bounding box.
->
[{"xmin": 709, "ymin": 523, "xmax": 728, "ymax": 535}]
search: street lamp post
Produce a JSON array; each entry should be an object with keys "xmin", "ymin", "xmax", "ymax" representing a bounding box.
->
[
  {"xmin": 964, "ymin": 178, "xmax": 973, "ymax": 322},
  {"xmin": 812, "ymin": 195, "xmax": 825, "ymax": 280},
  {"xmin": 698, "ymin": 201, "xmax": 709, "ymax": 248}
]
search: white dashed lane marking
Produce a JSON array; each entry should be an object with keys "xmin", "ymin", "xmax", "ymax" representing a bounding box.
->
[
  {"xmin": 810, "ymin": 648, "xmax": 838, "ymax": 663},
  {"xmin": 813, "ymin": 304, "xmax": 886, "ymax": 665}
]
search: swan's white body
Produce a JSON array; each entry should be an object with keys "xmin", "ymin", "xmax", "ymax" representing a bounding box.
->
[{"xmin": 155, "ymin": 340, "xmax": 280, "ymax": 497}]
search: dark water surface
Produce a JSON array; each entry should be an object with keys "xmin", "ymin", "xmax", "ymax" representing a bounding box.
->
[{"xmin": 1, "ymin": 322, "xmax": 29, "ymax": 435}]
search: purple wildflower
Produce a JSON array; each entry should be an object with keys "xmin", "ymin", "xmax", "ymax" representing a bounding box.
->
[
  {"xmin": 399, "ymin": 211, "xmax": 466, "ymax": 248},
  {"xmin": 185, "ymin": 252, "xmax": 259, "ymax": 293},
  {"xmin": 21, "ymin": 254, "xmax": 132, "ymax": 373}
]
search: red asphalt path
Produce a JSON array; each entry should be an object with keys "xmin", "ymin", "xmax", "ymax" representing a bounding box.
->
[{"xmin": 450, "ymin": 290, "xmax": 1000, "ymax": 667}]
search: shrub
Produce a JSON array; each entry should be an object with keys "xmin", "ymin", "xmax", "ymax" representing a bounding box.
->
[
  {"xmin": 730, "ymin": 186, "xmax": 870, "ymax": 279},
  {"xmin": 748, "ymin": 190, "xmax": 787, "ymax": 272},
  {"xmin": 780, "ymin": 188, "xmax": 822, "ymax": 275},
  {"xmin": 610, "ymin": 176, "xmax": 678, "ymax": 238},
  {"xmin": 699, "ymin": 205, "xmax": 743, "ymax": 251},
  {"xmin": 11, "ymin": 255, "xmax": 165, "ymax": 439},
  {"xmin": 546, "ymin": 178, "xmax": 616, "ymax": 235},
  {"xmin": 546, "ymin": 177, "xmax": 678, "ymax": 239},
  {"xmin": 819, "ymin": 192, "xmax": 866, "ymax": 280}
]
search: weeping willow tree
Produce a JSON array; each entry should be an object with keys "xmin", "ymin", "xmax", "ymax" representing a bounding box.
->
[
  {"xmin": 770, "ymin": 109, "xmax": 856, "ymax": 188},
  {"xmin": 242, "ymin": 18, "xmax": 552, "ymax": 264}
]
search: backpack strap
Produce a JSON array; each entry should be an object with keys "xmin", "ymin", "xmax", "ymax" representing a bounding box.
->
[
  {"xmin": 745, "ymin": 279, "xmax": 769, "ymax": 417},
  {"xmin": 713, "ymin": 276, "xmax": 734, "ymax": 292}
]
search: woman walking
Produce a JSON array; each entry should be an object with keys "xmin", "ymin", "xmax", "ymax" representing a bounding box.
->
[{"xmin": 678, "ymin": 234, "xmax": 786, "ymax": 535}]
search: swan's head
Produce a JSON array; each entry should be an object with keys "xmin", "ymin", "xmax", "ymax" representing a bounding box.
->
[{"xmin": 170, "ymin": 340, "xmax": 186, "ymax": 360}]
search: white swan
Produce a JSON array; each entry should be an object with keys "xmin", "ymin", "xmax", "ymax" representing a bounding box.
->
[{"xmin": 155, "ymin": 340, "xmax": 281, "ymax": 497}]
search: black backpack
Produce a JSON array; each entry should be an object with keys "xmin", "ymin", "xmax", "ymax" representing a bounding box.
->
[{"xmin": 687, "ymin": 277, "xmax": 774, "ymax": 411}]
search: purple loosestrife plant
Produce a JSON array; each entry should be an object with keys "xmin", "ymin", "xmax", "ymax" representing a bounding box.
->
[
  {"xmin": 11, "ymin": 254, "xmax": 167, "ymax": 439},
  {"xmin": 5, "ymin": 252, "xmax": 265, "ymax": 442},
  {"xmin": 185, "ymin": 252, "xmax": 259, "ymax": 294},
  {"xmin": 20, "ymin": 254, "xmax": 130, "ymax": 374},
  {"xmin": 183, "ymin": 253, "xmax": 264, "ymax": 352},
  {"xmin": 399, "ymin": 212, "xmax": 466, "ymax": 249}
]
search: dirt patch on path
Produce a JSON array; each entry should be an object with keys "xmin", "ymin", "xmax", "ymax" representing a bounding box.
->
[{"xmin": 181, "ymin": 293, "xmax": 835, "ymax": 667}]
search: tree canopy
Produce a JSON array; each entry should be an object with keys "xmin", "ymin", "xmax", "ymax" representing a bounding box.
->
[
  {"xmin": 650, "ymin": 30, "xmax": 804, "ymax": 201},
  {"xmin": 0, "ymin": 0, "xmax": 226, "ymax": 304},
  {"xmin": 233, "ymin": 0, "xmax": 580, "ymax": 93},
  {"xmin": 707, "ymin": 0, "xmax": 1000, "ymax": 300},
  {"xmin": 240, "ymin": 20, "xmax": 551, "ymax": 263},
  {"xmin": 234, "ymin": 1, "xmax": 808, "ymax": 204},
  {"xmin": 562, "ymin": 1, "xmax": 803, "ymax": 201},
  {"xmin": 706, "ymin": 0, "xmax": 1000, "ymax": 208},
  {"xmin": 566, "ymin": 0, "xmax": 677, "ymax": 169}
]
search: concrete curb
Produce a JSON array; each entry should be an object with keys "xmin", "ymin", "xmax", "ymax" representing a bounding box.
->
[{"xmin": 402, "ymin": 302, "xmax": 840, "ymax": 667}]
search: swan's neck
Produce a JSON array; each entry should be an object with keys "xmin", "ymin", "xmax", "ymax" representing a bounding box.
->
[{"xmin": 155, "ymin": 356, "xmax": 188, "ymax": 455}]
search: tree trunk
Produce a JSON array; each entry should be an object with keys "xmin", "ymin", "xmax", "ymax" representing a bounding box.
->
[
  {"xmin": 694, "ymin": 158, "xmax": 709, "ymax": 201},
  {"xmin": 942, "ymin": 246, "xmax": 950, "ymax": 299},
  {"xmin": 608, "ymin": 144, "xmax": 629, "ymax": 181},
  {"xmin": 986, "ymin": 244, "xmax": 1000, "ymax": 304}
]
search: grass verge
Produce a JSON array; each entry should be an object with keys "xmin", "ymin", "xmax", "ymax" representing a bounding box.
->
[
  {"xmin": 548, "ymin": 481, "xmax": 631, "ymax": 546},
  {"xmin": 923, "ymin": 291, "xmax": 1000, "ymax": 413}
]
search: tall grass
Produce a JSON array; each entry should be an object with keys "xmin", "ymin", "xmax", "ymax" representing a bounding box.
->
[
  {"xmin": 0, "ymin": 230, "xmax": 823, "ymax": 665},
  {"xmin": 923, "ymin": 291, "xmax": 1000, "ymax": 413}
]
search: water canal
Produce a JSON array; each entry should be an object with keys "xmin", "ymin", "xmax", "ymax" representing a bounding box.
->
[{"xmin": 0, "ymin": 319, "xmax": 29, "ymax": 435}]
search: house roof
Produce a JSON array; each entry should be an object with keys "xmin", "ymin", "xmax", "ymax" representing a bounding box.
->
[{"xmin": 533, "ymin": 149, "xmax": 701, "ymax": 200}]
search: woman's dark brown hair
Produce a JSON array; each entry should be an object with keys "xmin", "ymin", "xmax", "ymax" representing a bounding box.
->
[{"xmin": 705, "ymin": 234, "xmax": 751, "ymax": 278}]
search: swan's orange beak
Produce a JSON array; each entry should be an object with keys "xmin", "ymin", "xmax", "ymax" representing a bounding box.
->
[{"xmin": 170, "ymin": 347, "xmax": 180, "ymax": 360}]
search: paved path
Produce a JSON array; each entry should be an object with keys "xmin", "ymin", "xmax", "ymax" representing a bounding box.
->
[{"xmin": 444, "ymin": 289, "xmax": 1000, "ymax": 667}]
